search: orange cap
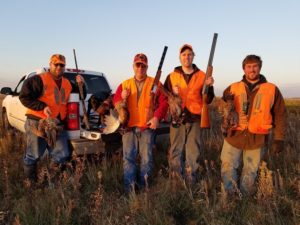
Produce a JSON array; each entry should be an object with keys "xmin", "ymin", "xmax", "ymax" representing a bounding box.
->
[{"xmin": 50, "ymin": 54, "xmax": 66, "ymax": 65}]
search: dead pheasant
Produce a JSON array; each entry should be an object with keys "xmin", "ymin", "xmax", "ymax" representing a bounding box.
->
[
  {"xmin": 31, "ymin": 118, "xmax": 64, "ymax": 148},
  {"xmin": 158, "ymin": 85, "xmax": 183, "ymax": 126},
  {"xmin": 91, "ymin": 95, "xmax": 114, "ymax": 126},
  {"xmin": 218, "ymin": 93, "xmax": 239, "ymax": 137},
  {"xmin": 96, "ymin": 95, "xmax": 113, "ymax": 115},
  {"xmin": 103, "ymin": 99, "xmax": 129, "ymax": 134},
  {"xmin": 115, "ymin": 100, "xmax": 129, "ymax": 126}
]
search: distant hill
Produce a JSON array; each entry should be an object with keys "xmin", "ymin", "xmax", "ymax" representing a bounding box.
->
[
  {"xmin": 0, "ymin": 78, "xmax": 17, "ymax": 89},
  {"xmin": 279, "ymin": 83, "xmax": 300, "ymax": 98}
]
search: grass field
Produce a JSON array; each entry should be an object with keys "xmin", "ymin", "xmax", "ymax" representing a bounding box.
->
[{"xmin": 0, "ymin": 98, "xmax": 299, "ymax": 225}]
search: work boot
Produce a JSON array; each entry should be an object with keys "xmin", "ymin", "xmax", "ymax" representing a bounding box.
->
[{"xmin": 24, "ymin": 164, "xmax": 37, "ymax": 182}]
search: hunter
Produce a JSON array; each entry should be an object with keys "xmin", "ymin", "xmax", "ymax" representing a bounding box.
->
[
  {"xmin": 220, "ymin": 54, "xmax": 286, "ymax": 195},
  {"xmin": 113, "ymin": 53, "xmax": 168, "ymax": 194},
  {"xmin": 20, "ymin": 54, "xmax": 85, "ymax": 182},
  {"xmin": 164, "ymin": 44, "xmax": 215, "ymax": 184}
]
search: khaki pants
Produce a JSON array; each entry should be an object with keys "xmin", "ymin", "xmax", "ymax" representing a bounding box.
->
[
  {"xmin": 221, "ymin": 139, "xmax": 264, "ymax": 195},
  {"xmin": 169, "ymin": 121, "xmax": 202, "ymax": 182}
]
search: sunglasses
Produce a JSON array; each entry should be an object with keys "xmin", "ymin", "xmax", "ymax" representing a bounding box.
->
[
  {"xmin": 135, "ymin": 63, "xmax": 146, "ymax": 68},
  {"xmin": 53, "ymin": 63, "xmax": 65, "ymax": 68}
]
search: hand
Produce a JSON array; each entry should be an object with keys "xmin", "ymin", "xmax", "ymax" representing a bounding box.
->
[
  {"xmin": 205, "ymin": 76, "xmax": 214, "ymax": 86},
  {"xmin": 43, "ymin": 106, "xmax": 52, "ymax": 118},
  {"xmin": 172, "ymin": 85, "xmax": 179, "ymax": 95},
  {"xmin": 121, "ymin": 88, "xmax": 130, "ymax": 100},
  {"xmin": 147, "ymin": 117, "xmax": 159, "ymax": 129},
  {"xmin": 76, "ymin": 74, "xmax": 84, "ymax": 83},
  {"xmin": 270, "ymin": 140, "xmax": 284, "ymax": 155}
]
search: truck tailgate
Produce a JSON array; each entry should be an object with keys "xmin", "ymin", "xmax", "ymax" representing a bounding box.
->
[{"xmin": 70, "ymin": 138, "xmax": 105, "ymax": 155}]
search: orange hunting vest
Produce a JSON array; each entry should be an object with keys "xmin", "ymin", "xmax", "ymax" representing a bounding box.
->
[
  {"xmin": 170, "ymin": 70, "xmax": 205, "ymax": 114},
  {"xmin": 230, "ymin": 82, "xmax": 276, "ymax": 134},
  {"xmin": 122, "ymin": 77, "xmax": 154, "ymax": 128},
  {"xmin": 27, "ymin": 72, "xmax": 72, "ymax": 120}
]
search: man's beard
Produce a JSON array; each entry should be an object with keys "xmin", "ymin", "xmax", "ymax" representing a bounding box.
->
[
  {"xmin": 51, "ymin": 71, "xmax": 63, "ymax": 80},
  {"xmin": 247, "ymin": 73, "xmax": 260, "ymax": 81}
]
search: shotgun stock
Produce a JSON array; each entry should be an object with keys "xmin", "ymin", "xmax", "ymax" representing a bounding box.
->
[
  {"xmin": 147, "ymin": 46, "xmax": 168, "ymax": 122},
  {"xmin": 73, "ymin": 49, "xmax": 90, "ymax": 130},
  {"xmin": 200, "ymin": 33, "xmax": 218, "ymax": 128}
]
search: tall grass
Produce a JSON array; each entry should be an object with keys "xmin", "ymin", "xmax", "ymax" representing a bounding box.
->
[{"xmin": 0, "ymin": 99, "xmax": 299, "ymax": 225}]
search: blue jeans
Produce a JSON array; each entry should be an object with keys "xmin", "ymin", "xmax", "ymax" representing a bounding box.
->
[
  {"xmin": 221, "ymin": 139, "xmax": 264, "ymax": 195},
  {"xmin": 23, "ymin": 118, "xmax": 70, "ymax": 166},
  {"xmin": 169, "ymin": 121, "xmax": 202, "ymax": 182},
  {"xmin": 122, "ymin": 128, "xmax": 154, "ymax": 193}
]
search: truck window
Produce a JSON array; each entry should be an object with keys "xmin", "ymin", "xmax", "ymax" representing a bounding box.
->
[
  {"xmin": 64, "ymin": 73, "xmax": 111, "ymax": 94},
  {"xmin": 15, "ymin": 72, "xmax": 37, "ymax": 95},
  {"xmin": 15, "ymin": 75, "xmax": 28, "ymax": 94}
]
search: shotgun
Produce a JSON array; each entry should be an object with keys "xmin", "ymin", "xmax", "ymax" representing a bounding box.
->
[
  {"xmin": 200, "ymin": 33, "xmax": 218, "ymax": 128},
  {"xmin": 147, "ymin": 46, "xmax": 168, "ymax": 122},
  {"xmin": 73, "ymin": 49, "xmax": 90, "ymax": 130}
]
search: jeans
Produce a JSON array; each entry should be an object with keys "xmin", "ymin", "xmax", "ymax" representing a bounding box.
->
[
  {"xmin": 122, "ymin": 128, "xmax": 154, "ymax": 193},
  {"xmin": 169, "ymin": 121, "xmax": 202, "ymax": 182},
  {"xmin": 221, "ymin": 139, "xmax": 264, "ymax": 195},
  {"xmin": 23, "ymin": 118, "xmax": 70, "ymax": 166}
]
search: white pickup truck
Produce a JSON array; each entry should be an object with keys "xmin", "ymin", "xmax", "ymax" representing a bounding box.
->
[{"xmin": 0, "ymin": 67, "xmax": 116, "ymax": 155}]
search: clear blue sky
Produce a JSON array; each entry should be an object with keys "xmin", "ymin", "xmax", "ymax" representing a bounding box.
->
[{"xmin": 0, "ymin": 0, "xmax": 299, "ymax": 97}]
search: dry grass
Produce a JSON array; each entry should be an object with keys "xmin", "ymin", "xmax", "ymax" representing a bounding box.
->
[{"xmin": 0, "ymin": 99, "xmax": 299, "ymax": 225}]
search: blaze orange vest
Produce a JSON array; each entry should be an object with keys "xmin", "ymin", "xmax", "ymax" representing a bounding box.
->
[
  {"xmin": 230, "ymin": 82, "xmax": 275, "ymax": 134},
  {"xmin": 170, "ymin": 70, "xmax": 205, "ymax": 114},
  {"xmin": 27, "ymin": 72, "xmax": 72, "ymax": 120},
  {"xmin": 122, "ymin": 77, "xmax": 154, "ymax": 128}
]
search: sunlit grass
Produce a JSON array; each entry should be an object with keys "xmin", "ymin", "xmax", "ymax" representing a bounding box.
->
[{"xmin": 0, "ymin": 99, "xmax": 299, "ymax": 224}]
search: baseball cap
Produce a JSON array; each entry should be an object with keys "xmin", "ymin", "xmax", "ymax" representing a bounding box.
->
[
  {"xmin": 179, "ymin": 44, "xmax": 194, "ymax": 54},
  {"xmin": 133, "ymin": 53, "xmax": 148, "ymax": 66},
  {"xmin": 50, "ymin": 54, "xmax": 66, "ymax": 65}
]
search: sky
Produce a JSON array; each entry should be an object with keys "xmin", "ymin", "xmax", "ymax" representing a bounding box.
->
[{"xmin": 0, "ymin": 0, "xmax": 299, "ymax": 97}]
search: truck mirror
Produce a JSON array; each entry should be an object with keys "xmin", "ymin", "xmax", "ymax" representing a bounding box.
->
[{"xmin": 0, "ymin": 87, "xmax": 13, "ymax": 95}]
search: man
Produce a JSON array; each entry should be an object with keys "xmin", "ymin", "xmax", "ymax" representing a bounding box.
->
[
  {"xmin": 164, "ymin": 44, "xmax": 215, "ymax": 183},
  {"xmin": 113, "ymin": 53, "xmax": 168, "ymax": 193},
  {"xmin": 221, "ymin": 54, "xmax": 286, "ymax": 195},
  {"xmin": 19, "ymin": 54, "xmax": 85, "ymax": 181}
]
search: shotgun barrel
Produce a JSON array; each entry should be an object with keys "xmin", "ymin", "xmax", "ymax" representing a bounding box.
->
[
  {"xmin": 147, "ymin": 46, "xmax": 168, "ymax": 122},
  {"xmin": 200, "ymin": 33, "xmax": 218, "ymax": 128},
  {"xmin": 73, "ymin": 49, "xmax": 90, "ymax": 130},
  {"xmin": 151, "ymin": 46, "xmax": 168, "ymax": 94}
]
